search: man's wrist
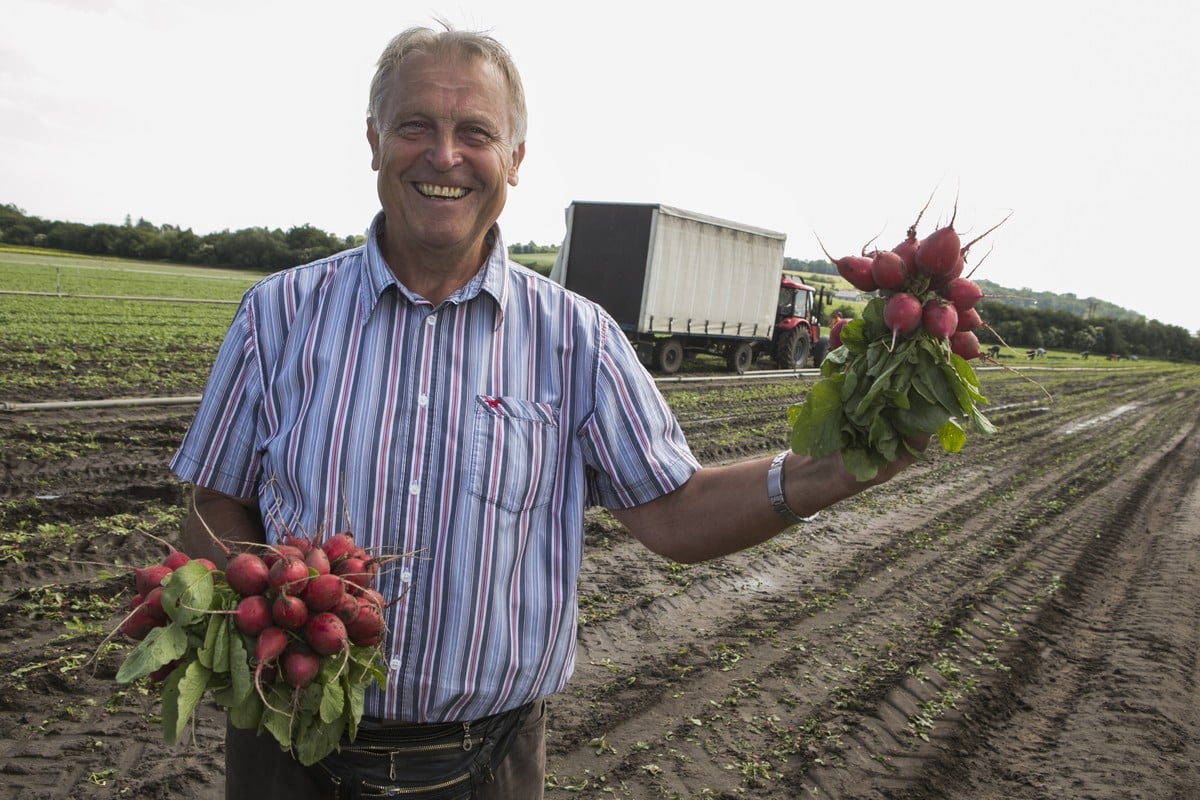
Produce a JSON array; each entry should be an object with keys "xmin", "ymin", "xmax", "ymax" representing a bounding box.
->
[{"xmin": 768, "ymin": 450, "xmax": 816, "ymax": 525}]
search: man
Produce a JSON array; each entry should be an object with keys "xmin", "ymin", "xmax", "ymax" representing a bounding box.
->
[{"xmin": 174, "ymin": 24, "xmax": 920, "ymax": 800}]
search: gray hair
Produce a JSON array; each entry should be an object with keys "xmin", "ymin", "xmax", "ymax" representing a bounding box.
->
[{"xmin": 367, "ymin": 23, "xmax": 528, "ymax": 145}]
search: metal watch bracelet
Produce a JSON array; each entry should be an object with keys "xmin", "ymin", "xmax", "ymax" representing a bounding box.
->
[{"xmin": 768, "ymin": 450, "xmax": 816, "ymax": 525}]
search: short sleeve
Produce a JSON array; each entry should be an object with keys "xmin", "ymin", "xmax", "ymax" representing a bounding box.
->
[
  {"xmin": 580, "ymin": 315, "xmax": 700, "ymax": 508},
  {"xmin": 169, "ymin": 296, "xmax": 265, "ymax": 499}
]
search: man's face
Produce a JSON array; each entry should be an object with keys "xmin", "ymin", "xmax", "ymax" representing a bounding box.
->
[{"xmin": 368, "ymin": 53, "xmax": 525, "ymax": 262}]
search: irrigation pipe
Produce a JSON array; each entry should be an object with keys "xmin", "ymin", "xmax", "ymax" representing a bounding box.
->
[
  {"xmin": 0, "ymin": 290, "xmax": 238, "ymax": 305},
  {"xmin": 0, "ymin": 396, "xmax": 202, "ymax": 413}
]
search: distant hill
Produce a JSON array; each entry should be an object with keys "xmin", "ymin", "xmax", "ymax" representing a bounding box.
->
[{"xmin": 785, "ymin": 256, "xmax": 1144, "ymax": 324}]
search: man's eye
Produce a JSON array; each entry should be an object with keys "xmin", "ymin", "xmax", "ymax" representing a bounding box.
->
[
  {"xmin": 463, "ymin": 127, "xmax": 494, "ymax": 144},
  {"xmin": 396, "ymin": 121, "xmax": 428, "ymax": 136}
]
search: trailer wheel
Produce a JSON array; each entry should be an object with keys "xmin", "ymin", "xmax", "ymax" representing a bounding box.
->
[
  {"xmin": 725, "ymin": 342, "xmax": 754, "ymax": 374},
  {"xmin": 653, "ymin": 338, "xmax": 684, "ymax": 374},
  {"xmin": 774, "ymin": 328, "xmax": 811, "ymax": 369}
]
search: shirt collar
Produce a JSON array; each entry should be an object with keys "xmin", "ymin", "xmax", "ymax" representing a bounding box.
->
[{"xmin": 359, "ymin": 211, "xmax": 510, "ymax": 327}]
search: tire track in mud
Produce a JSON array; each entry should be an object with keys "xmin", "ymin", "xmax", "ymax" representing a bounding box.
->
[{"xmin": 545, "ymin": 371, "xmax": 1200, "ymax": 798}]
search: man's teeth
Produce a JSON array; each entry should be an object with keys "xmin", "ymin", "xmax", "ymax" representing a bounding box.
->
[{"xmin": 416, "ymin": 183, "xmax": 468, "ymax": 199}]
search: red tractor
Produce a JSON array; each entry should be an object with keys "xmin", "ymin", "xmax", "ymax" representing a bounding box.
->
[{"xmin": 765, "ymin": 274, "xmax": 827, "ymax": 369}]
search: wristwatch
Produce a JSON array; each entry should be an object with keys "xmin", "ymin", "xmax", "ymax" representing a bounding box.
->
[{"xmin": 768, "ymin": 450, "xmax": 817, "ymax": 525}]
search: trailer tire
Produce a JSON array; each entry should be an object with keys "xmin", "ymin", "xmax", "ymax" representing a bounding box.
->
[
  {"xmin": 653, "ymin": 338, "xmax": 684, "ymax": 374},
  {"xmin": 725, "ymin": 342, "xmax": 754, "ymax": 374},
  {"xmin": 774, "ymin": 328, "xmax": 810, "ymax": 369}
]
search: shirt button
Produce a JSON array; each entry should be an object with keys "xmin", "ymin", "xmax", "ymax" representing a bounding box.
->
[
  {"xmin": 400, "ymin": 570, "xmax": 412, "ymax": 584},
  {"xmin": 409, "ymin": 482, "xmax": 420, "ymax": 496},
  {"xmin": 389, "ymin": 658, "xmax": 402, "ymax": 672},
  {"xmin": 426, "ymin": 315, "xmax": 437, "ymax": 327},
  {"xmin": 418, "ymin": 395, "xmax": 428, "ymax": 407}
]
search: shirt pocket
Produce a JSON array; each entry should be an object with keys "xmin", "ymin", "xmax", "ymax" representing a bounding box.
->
[{"xmin": 468, "ymin": 396, "xmax": 562, "ymax": 512}]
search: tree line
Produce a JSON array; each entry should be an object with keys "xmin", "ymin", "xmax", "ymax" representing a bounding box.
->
[
  {"xmin": 2, "ymin": 203, "xmax": 1196, "ymax": 361},
  {"xmin": 0, "ymin": 203, "xmax": 361, "ymax": 272},
  {"xmin": 791, "ymin": 258, "xmax": 1198, "ymax": 362}
]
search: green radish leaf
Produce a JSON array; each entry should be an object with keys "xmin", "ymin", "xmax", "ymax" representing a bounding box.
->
[
  {"xmin": 261, "ymin": 683, "xmax": 295, "ymax": 750},
  {"xmin": 116, "ymin": 622, "xmax": 188, "ymax": 683},
  {"xmin": 161, "ymin": 561, "xmax": 214, "ymax": 628},
  {"xmin": 790, "ymin": 379, "xmax": 845, "ymax": 457},
  {"xmin": 319, "ymin": 679, "xmax": 345, "ymax": 725},
  {"xmin": 937, "ymin": 418, "xmax": 967, "ymax": 453},
  {"xmin": 161, "ymin": 659, "xmax": 211, "ymax": 745},
  {"xmin": 228, "ymin": 687, "xmax": 263, "ymax": 730},
  {"xmin": 229, "ymin": 631, "xmax": 252, "ymax": 706},
  {"xmin": 841, "ymin": 447, "xmax": 881, "ymax": 482},
  {"xmin": 294, "ymin": 706, "xmax": 345, "ymax": 766}
]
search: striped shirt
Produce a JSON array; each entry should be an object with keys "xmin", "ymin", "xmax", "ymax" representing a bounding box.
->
[{"xmin": 171, "ymin": 213, "xmax": 700, "ymax": 722}]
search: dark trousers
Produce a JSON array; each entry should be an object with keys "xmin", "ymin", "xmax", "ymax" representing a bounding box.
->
[{"xmin": 224, "ymin": 700, "xmax": 547, "ymax": 800}]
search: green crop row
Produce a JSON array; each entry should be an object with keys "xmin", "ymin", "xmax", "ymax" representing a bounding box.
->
[{"xmin": 0, "ymin": 253, "xmax": 266, "ymax": 402}]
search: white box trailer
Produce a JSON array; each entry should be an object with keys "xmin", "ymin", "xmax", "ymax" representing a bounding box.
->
[{"xmin": 550, "ymin": 201, "xmax": 816, "ymax": 373}]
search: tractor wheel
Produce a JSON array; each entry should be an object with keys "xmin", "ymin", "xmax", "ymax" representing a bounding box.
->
[{"xmin": 774, "ymin": 328, "xmax": 811, "ymax": 369}]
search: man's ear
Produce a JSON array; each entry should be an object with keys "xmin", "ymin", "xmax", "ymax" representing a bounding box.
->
[
  {"xmin": 367, "ymin": 119, "xmax": 382, "ymax": 171},
  {"xmin": 508, "ymin": 141, "xmax": 526, "ymax": 186}
]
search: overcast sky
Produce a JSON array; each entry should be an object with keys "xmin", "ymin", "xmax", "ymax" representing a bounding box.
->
[{"xmin": 3, "ymin": 0, "xmax": 1198, "ymax": 332}]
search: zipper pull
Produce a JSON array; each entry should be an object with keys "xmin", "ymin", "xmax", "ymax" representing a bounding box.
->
[
  {"xmin": 389, "ymin": 750, "xmax": 397, "ymax": 781},
  {"xmin": 462, "ymin": 721, "xmax": 473, "ymax": 751}
]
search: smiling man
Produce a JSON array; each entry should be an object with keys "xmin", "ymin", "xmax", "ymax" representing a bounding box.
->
[
  {"xmin": 366, "ymin": 36, "xmax": 526, "ymax": 303},
  {"xmin": 173, "ymin": 22, "xmax": 919, "ymax": 800}
]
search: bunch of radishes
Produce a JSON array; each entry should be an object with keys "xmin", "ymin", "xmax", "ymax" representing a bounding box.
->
[
  {"xmin": 788, "ymin": 195, "xmax": 1004, "ymax": 481},
  {"xmin": 821, "ymin": 195, "xmax": 1007, "ymax": 361},
  {"xmin": 113, "ymin": 532, "xmax": 389, "ymax": 765}
]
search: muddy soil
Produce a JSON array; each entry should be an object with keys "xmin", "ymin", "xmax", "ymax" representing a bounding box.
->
[{"xmin": 1, "ymin": 364, "xmax": 1198, "ymax": 799}]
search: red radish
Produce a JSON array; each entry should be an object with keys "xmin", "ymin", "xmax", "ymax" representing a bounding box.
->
[
  {"xmin": 332, "ymin": 592, "xmax": 361, "ymax": 625},
  {"xmin": 922, "ymin": 299, "xmax": 959, "ymax": 340},
  {"xmin": 951, "ymin": 331, "xmax": 982, "ymax": 359},
  {"xmin": 252, "ymin": 626, "xmax": 290, "ymax": 695},
  {"xmin": 915, "ymin": 224, "xmax": 962, "ymax": 280},
  {"xmin": 870, "ymin": 249, "xmax": 909, "ymax": 291},
  {"xmin": 892, "ymin": 189, "xmax": 934, "ymax": 271},
  {"xmin": 283, "ymin": 534, "xmax": 313, "ymax": 555},
  {"xmin": 956, "ymin": 307, "xmax": 983, "ymax": 332},
  {"xmin": 333, "ymin": 556, "xmax": 370, "ymax": 590},
  {"xmin": 944, "ymin": 278, "xmax": 984, "ymax": 311},
  {"xmin": 224, "ymin": 552, "xmax": 270, "ymax": 597},
  {"xmin": 347, "ymin": 600, "xmax": 385, "ymax": 647},
  {"xmin": 272, "ymin": 593, "xmax": 309, "ymax": 630},
  {"xmin": 304, "ymin": 546, "xmax": 331, "ymax": 576},
  {"xmin": 835, "ymin": 254, "xmax": 877, "ymax": 292},
  {"xmin": 263, "ymin": 544, "xmax": 304, "ymax": 568},
  {"xmin": 358, "ymin": 587, "xmax": 386, "ymax": 610},
  {"xmin": 302, "ymin": 573, "xmax": 345, "ymax": 613},
  {"xmin": 303, "ymin": 612, "xmax": 349, "ymax": 656},
  {"xmin": 320, "ymin": 532, "xmax": 357, "ymax": 564},
  {"xmin": 119, "ymin": 603, "xmax": 162, "ymax": 641},
  {"xmin": 883, "ymin": 292, "xmax": 922, "ymax": 349},
  {"xmin": 142, "ymin": 586, "xmax": 168, "ymax": 622},
  {"xmin": 148, "ymin": 658, "xmax": 183, "ymax": 684},
  {"xmin": 134, "ymin": 564, "xmax": 172, "ymax": 598},
  {"xmin": 162, "ymin": 550, "xmax": 191, "ymax": 570},
  {"xmin": 281, "ymin": 645, "xmax": 321, "ymax": 689},
  {"xmin": 234, "ymin": 594, "xmax": 273, "ymax": 636},
  {"xmin": 268, "ymin": 556, "xmax": 310, "ymax": 596},
  {"xmin": 816, "ymin": 234, "xmax": 877, "ymax": 292},
  {"xmin": 195, "ymin": 558, "xmax": 218, "ymax": 572},
  {"xmin": 254, "ymin": 626, "xmax": 289, "ymax": 664}
]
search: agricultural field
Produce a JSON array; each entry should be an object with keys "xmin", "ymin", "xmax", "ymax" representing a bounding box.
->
[{"xmin": 1, "ymin": 254, "xmax": 1200, "ymax": 798}]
